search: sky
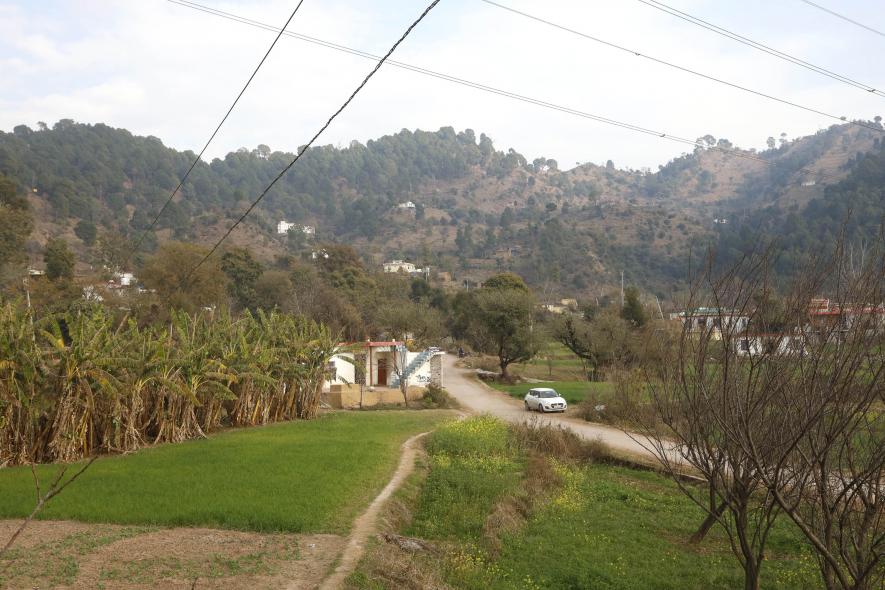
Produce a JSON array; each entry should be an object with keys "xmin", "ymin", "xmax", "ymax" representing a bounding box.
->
[{"xmin": 1, "ymin": 0, "xmax": 884, "ymax": 170}]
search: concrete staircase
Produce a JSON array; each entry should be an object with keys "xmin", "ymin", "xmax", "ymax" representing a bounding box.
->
[{"xmin": 391, "ymin": 347, "xmax": 439, "ymax": 388}]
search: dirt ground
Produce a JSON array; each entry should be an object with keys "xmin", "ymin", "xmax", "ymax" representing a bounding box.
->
[{"xmin": 0, "ymin": 520, "xmax": 344, "ymax": 589}]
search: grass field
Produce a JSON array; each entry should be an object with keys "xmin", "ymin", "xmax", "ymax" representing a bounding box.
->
[
  {"xmin": 489, "ymin": 380, "xmax": 614, "ymax": 405},
  {"xmin": 348, "ymin": 416, "xmax": 820, "ymax": 590},
  {"xmin": 0, "ymin": 411, "xmax": 451, "ymax": 534}
]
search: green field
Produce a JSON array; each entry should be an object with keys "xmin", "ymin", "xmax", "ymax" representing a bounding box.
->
[
  {"xmin": 490, "ymin": 380, "xmax": 614, "ymax": 404},
  {"xmin": 0, "ymin": 411, "xmax": 450, "ymax": 533},
  {"xmin": 349, "ymin": 416, "xmax": 819, "ymax": 590}
]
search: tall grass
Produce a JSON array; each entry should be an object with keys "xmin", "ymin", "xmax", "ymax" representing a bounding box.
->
[{"xmin": 0, "ymin": 302, "xmax": 337, "ymax": 466}]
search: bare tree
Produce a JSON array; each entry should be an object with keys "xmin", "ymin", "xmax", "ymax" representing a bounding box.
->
[
  {"xmin": 632, "ymin": 246, "xmax": 783, "ymax": 590},
  {"xmin": 635, "ymin": 230, "xmax": 884, "ymax": 590}
]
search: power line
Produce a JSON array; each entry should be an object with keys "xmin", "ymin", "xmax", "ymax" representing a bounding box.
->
[
  {"xmin": 128, "ymin": 0, "xmax": 307, "ymax": 262},
  {"xmin": 797, "ymin": 0, "xmax": 885, "ymax": 39},
  {"xmin": 635, "ymin": 0, "xmax": 885, "ymax": 99},
  {"xmin": 169, "ymin": 0, "xmax": 850, "ymax": 185},
  {"xmin": 478, "ymin": 0, "xmax": 881, "ymax": 133},
  {"xmin": 183, "ymin": 0, "xmax": 443, "ymax": 282}
]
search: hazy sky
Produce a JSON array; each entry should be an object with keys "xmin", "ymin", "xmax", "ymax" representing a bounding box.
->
[{"xmin": 2, "ymin": 0, "xmax": 884, "ymax": 170}]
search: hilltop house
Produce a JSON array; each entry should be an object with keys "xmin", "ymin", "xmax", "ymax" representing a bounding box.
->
[
  {"xmin": 382, "ymin": 260, "xmax": 429, "ymax": 276},
  {"xmin": 383, "ymin": 260, "xmax": 416, "ymax": 273},
  {"xmin": 396, "ymin": 201, "xmax": 416, "ymax": 210},
  {"xmin": 277, "ymin": 221, "xmax": 315, "ymax": 236}
]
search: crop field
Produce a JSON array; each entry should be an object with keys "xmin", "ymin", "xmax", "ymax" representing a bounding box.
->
[
  {"xmin": 0, "ymin": 411, "xmax": 451, "ymax": 534},
  {"xmin": 348, "ymin": 416, "xmax": 819, "ymax": 590}
]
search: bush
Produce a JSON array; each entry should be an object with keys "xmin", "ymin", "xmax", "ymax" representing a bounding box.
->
[
  {"xmin": 420, "ymin": 385, "xmax": 459, "ymax": 409},
  {"xmin": 512, "ymin": 420, "xmax": 611, "ymax": 464}
]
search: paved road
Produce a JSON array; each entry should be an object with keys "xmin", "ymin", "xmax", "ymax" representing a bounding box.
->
[{"xmin": 443, "ymin": 355, "xmax": 659, "ymax": 462}]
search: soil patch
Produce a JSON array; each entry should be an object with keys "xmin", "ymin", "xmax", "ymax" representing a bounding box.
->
[{"xmin": 0, "ymin": 520, "xmax": 344, "ymax": 589}]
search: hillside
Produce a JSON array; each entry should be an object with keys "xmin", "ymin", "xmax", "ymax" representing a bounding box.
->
[{"xmin": 1, "ymin": 119, "xmax": 882, "ymax": 297}]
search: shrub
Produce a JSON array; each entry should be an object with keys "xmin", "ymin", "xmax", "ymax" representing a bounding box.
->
[
  {"xmin": 512, "ymin": 420, "xmax": 611, "ymax": 464},
  {"xmin": 420, "ymin": 385, "xmax": 459, "ymax": 409}
]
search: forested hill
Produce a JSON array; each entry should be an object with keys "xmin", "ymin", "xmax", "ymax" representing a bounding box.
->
[
  {"xmin": 0, "ymin": 121, "xmax": 529, "ymax": 239},
  {"xmin": 1, "ymin": 119, "xmax": 883, "ymax": 296}
]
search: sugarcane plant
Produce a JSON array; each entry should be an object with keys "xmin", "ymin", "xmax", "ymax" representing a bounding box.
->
[{"xmin": 0, "ymin": 302, "xmax": 337, "ymax": 466}]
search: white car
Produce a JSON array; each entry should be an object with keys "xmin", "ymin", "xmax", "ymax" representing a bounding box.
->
[{"xmin": 524, "ymin": 387, "xmax": 567, "ymax": 413}]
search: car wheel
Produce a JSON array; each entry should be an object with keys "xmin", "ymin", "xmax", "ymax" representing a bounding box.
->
[
  {"xmin": 524, "ymin": 401, "xmax": 530, "ymax": 412},
  {"xmin": 538, "ymin": 405, "xmax": 545, "ymax": 413}
]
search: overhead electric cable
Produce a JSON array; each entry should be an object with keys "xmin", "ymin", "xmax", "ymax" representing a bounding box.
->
[
  {"xmin": 635, "ymin": 0, "xmax": 885, "ymax": 98},
  {"xmin": 797, "ymin": 0, "xmax": 885, "ymax": 39},
  {"xmin": 168, "ymin": 0, "xmax": 850, "ymax": 186},
  {"xmin": 182, "ymin": 0, "xmax": 443, "ymax": 282},
  {"xmin": 128, "ymin": 0, "xmax": 306, "ymax": 261},
  {"xmin": 478, "ymin": 0, "xmax": 881, "ymax": 133}
]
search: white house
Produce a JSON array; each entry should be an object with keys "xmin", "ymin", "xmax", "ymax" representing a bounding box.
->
[
  {"xmin": 670, "ymin": 308, "xmax": 749, "ymax": 336},
  {"xmin": 396, "ymin": 201, "xmax": 416, "ymax": 210},
  {"xmin": 277, "ymin": 221, "xmax": 315, "ymax": 236},
  {"xmin": 277, "ymin": 220, "xmax": 296, "ymax": 235},
  {"xmin": 114, "ymin": 272, "xmax": 136, "ymax": 287},
  {"xmin": 736, "ymin": 333, "xmax": 806, "ymax": 357},
  {"xmin": 325, "ymin": 342, "xmax": 445, "ymax": 390},
  {"xmin": 383, "ymin": 260, "xmax": 418, "ymax": 274}
]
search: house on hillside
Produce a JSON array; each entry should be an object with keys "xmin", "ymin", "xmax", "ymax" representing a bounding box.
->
[
  {"xmin": 382, "ymin": 260, "xmax": 429, "ymax": 277},
  {"xmin": 277, "ymin": 221, "xmax": 315, "ymax": 236},
  {"xmin": 383, "ymin": 260, "xmax": 416, "ymax": 273},
  {"xmin": 396, "ymin": 201, "xmax": 417, "ymax": 210},
  {"xmin": 113, "ymin": 271, "xmax": 137, "ymax": 287}
]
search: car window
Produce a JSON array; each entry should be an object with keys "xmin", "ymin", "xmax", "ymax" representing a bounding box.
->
[
  {"xmin": 539, "ymin": 391, "xmax": 558, "ymax": 398},
  {"xmin": 528, "ymin": 390, "xmax": 537, "ymax": 397}
]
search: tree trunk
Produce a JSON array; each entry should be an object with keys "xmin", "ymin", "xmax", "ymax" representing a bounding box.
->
[
  {"xmin": 690, "ymin": 501, "xmax": 727, "ymax": 544},
  {"xmin": 743, "ymin": 560, "xmax": 760, "ymax": 590}
]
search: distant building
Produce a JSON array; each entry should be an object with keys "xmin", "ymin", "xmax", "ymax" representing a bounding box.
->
[
  {"xmin": 114, "ymin": 272, "xmax": 136, "ymax": 287},
  {"xmin": 736, "ymin": 333, "xmax": 806, "ymax": 357},
  {"xmin": 277, "ymin": 221, "xmax": 296, "ymax": 234},
  {"xmin": 670, "ymin": 308, "xmax": 749, "ymax": 335},
  {"xmin": 27, "ymin": 269, "xmax": 45, "ymax": 277},
  {"xmin": 801, "ymin": 180, "xmax": 817, "ymax": 187},
  {"xmin": 396, "ymin": 201, "xmax": 416, "ymax": 210},
  {"xmin": 277, "ymin": 221, "xmax": 315, "ymax": 235},
  {"xmin": 383, "ymin": 260, "xmax": 417, "ymax": 274},
  {"xmin": 713, "ymin": 218, "xmax": 728, "ymax": 224}
]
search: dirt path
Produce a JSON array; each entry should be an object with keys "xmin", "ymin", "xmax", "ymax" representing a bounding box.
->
[
  {"xmin": 313, "ymin": 432, "xmax": 427, "ymax": 590},
  {"xmin": 443, "ymin": 355, "xmax": 664, "ymax": 463}
]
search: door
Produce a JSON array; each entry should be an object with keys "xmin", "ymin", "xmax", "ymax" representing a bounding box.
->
[{"xmin": 377, "ymin": 358, "xmax": 388, "ymax": 386}]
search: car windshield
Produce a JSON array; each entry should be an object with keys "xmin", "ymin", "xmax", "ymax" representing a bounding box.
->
[{"xmin": 537, "ymin": 390, "xmax": 558, "ymax": 398}]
